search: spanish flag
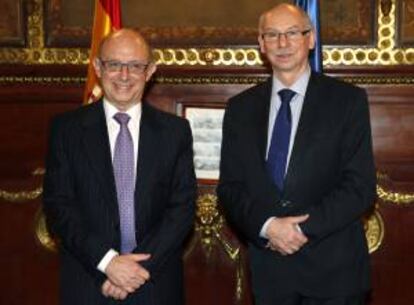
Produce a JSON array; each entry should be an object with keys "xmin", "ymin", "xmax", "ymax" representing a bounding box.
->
[{"xmin": 83, "ymin": 0, "xmax": 122, "ymax": 104}]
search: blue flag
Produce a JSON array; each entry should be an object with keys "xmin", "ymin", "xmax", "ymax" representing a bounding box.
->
[{"xmin": 294, "ymin": 0, "xmax": 323, "ymax": 72}]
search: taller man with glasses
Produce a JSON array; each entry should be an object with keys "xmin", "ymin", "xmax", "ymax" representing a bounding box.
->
[
  {"xmin": 43, "ymin": 29, "xmax": 196, "ymax": 305},
  {"xmin": 218, "ymin": 4, "xmax": 376, "ymax": 305}
]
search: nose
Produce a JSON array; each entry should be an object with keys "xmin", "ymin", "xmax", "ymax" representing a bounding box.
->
[
  {"xmin": 119, "ymin": 64, "xmax": 130, "ymax": 79},
  {"xmin": 277, "ymin": 33, "xmax": 289, "ymax": 48}
]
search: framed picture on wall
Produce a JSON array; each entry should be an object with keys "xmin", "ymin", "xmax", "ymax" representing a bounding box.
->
[
  {"xmin": 184, "ymin": 106, "xmax": 225, "ymax": 183},
  {"xmin": 44, "ymin": 0, "xmax": 376, "ymax": 47},
  {"xmin": 0, "ymin": 0, "xmax": 26, "ymax": 47}
]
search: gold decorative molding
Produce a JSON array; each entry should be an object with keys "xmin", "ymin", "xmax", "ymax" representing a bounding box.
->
[
  {"xmin": 377, "ymin": 185, "xmax": 414, "ymax": 205},
  {"xmin": 192, "ymin": 193, "xmax": 244, "ymax": 301},
  {"xmin": 0, "ymin": 0, "xmax": 413, "ymax": 66},
  {"xmin": 339, "ymin": 76, "xmax": 414, "ymax": 85},
  {"xmin": 0, "ymin": 76, "xmax": 86, "ymax": 85},
  {"xmin": 0, "ymin": 187, "xmax": 42, "ymax": 203},
  {"xmin": 155, "ymin": 76, "xmax": 267, "ymax": 85},
  {"xmin": 153, "ymin": 48, "xmax": 262, "ymax": 66},
  {"xmin": 0, "ymin": 168, "xmax": 44, "ymax": 203},
  {"xmin": 2, "ymin": 75, "xmax": 414, "ymax": 86},
  {"xmin": 34, "ymin": 207, "xmax": 57, "ymax": 252},
  {"xmin": 364, "ymin": 209, "xmax": 385, "ymax": 254},
  {"xmin": 153, "ymin": 75, "xmax": 414, "ymax": 85},
  {"xmin": 324, "ymin": 0, "xmax": 413, "ymax": 66},
  {"xmin": 376, "ymin": 172, "xmax": 414, "ymax": 205}
]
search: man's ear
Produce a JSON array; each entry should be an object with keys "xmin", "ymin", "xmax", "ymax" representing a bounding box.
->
[
  {"xmin": 308, "ymin": 29, "xmax": 316, "ymax": 51},
  {"xmin": 93, "ymin": 58, "xmax": 102, "ymax": 78},
  {"xmin": 145, "ymin": 63, "xmax": 157, "ymax": 82},
  {"xmin": 258, "ymin": 35, "xmax": 266, "ymax": 53}
]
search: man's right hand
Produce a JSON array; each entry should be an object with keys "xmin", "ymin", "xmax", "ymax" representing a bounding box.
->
[
  {"xmin": 266, "ymin": 215, "xmax": 309, "ymax": 255},
  {"xmin": 105, "ymin": 253, "xmax": 151, "ymax": 292}
]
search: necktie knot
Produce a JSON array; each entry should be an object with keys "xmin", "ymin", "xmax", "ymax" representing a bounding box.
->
[
  {"xmin": 278, "ymin": 89, "xmax": 296, "ymax": 104},
  {"xmin": 114, "ymin": 112, "xmax": 131, "ymax": 126}
]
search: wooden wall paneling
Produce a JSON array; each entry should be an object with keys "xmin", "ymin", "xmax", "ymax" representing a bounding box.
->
[
  {"xmin": 0, "ymin": 77, "xmax": 81, "ymax": 305},
  {"xmin": 369, "ymin": 201, "xmax": 414, "ymax": 305},
  {"xmin": 364, "ymin": 84, "xmax": 414, "ymax": 188},
  {"xmin": 0, "ymin": 198, "xmax": 59, "ymax": 305}
]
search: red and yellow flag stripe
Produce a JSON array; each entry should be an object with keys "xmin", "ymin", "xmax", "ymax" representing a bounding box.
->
[{"xmin": 83, "ymin": 0, "xmax": 122, "ymax": 104}]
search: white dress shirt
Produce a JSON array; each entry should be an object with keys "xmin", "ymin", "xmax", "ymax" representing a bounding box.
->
[
  {"xmin": 97, "ymin": 99, "xmax": 142, "ymax": 273},
  {"xmin": 260, "ymin": 67, "xmax": 311, "ymax": 238}
]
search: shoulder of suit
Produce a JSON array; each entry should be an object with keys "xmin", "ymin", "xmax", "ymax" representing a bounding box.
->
[
  {"xmin": 143, "ymin": 102, "xmax": 190, "ymax": 129},
  {"xmin": 312, "ymin": 72, "xmax": 366, "ymax": 96},
  {"xmin": 49, "ymin": 100, "xmax": 99, "ymax": 129},
  {"xmin": 229, "ymin": 79, "xmax": 270, "ymax": 104}
]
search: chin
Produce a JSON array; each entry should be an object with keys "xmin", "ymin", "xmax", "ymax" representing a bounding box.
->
[
  {"xmin": 273, "ymin": 63, "xmax": 295, "ymax": 72},
  {"xmin": 113, "ymin": 93, "xmax": 134, "ymax": 101}
]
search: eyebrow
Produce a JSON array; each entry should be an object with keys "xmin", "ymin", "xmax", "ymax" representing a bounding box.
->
[
  {"xmin": 100, "ymin": 59, "xmax": 148, "ymax": 63},
  {"xmin": 262, "ymin": 25, "xmax": 303, "ymax": 32}
]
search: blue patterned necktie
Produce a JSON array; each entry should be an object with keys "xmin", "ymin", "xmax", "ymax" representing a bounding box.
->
[
  {"xmin": 266, "ymin": 89, "xmax": 296, "ymax": 191},
  {"xmin": 113, "ymin": 112, "xmax": 136, "ymax": 253}
]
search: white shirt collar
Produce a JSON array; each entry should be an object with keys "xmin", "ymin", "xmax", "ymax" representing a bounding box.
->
[
  {"xmin": 103, "ymin": 99, "xmax": 142, "ymax": 126},
  {"xmin": 272, "ymin": 65, "xmax": 311, "ymax": 99}
]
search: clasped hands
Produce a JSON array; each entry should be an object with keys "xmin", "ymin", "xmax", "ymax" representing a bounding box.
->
[
  {"xmin": 265, "ymin": 214, "xmax": 309, "ymax": 255},
  {"xmin": 102, "ymin": 253, "xmax": 151, "ymax": 300}
]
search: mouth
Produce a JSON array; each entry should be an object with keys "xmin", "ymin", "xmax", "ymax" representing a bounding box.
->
[
  {"xmin": 275, "ymin": 52, "xmax": 293, "ymax": 59},
  {"xmin": 114, "ymin": 83, "xmax": 132, "ymax": 91}
]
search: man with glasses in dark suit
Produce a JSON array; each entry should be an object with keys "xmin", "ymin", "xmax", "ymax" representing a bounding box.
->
[
  {"xmin": 44, "ymin": 29, "xmax": 196, "ymax": 305},
  {"xmin": 218, "ymin": 4, "xmax": 376, "ymax": 305}
]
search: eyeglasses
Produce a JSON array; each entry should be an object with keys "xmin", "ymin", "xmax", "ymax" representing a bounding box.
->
[
  {"xmin": 99, "ymin": 59, "xmax": 150, "ymax": 74},
  {"xmin": 261, "ymin": 29, "xmax": 311, "ymax": 43}
]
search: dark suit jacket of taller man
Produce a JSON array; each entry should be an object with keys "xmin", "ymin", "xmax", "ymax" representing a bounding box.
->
[
  {"xmin": 218, "ymin": 72, "xmax": 377, "ymax": 302},
  {"xmin": 43, "ymin": 100, "xmax": 196, "ymax": 305}
]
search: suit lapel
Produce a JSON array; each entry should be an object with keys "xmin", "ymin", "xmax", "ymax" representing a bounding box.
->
[
  {"xmin": 284, "ymin": 73, "xmax": 323, "ymax": 193},
  {"xmin": 134, "ymin": 103, "xmax": 161, "ymax": 235},
  {"xmin": 254, "ymin": 77, "xmax": 273, "ymax": 163},
  {"xmin": 81, "ymin": 101, "xmax": 118, "ymax": 216}
]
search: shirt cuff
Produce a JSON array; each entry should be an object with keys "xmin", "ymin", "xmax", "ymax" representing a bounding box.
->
[
  {"xmin": 97, "ymin": 249, "xmax": 119, "ymax": 273},
  {"xmin": 259, "ymin": 217, "xmax": 276, "ymax": 238}
]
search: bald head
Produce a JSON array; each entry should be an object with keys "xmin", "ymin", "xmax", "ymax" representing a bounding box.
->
[
  {"xmin": 257, "ymin": 3, "xmax": 315, "ymax": 86},
  {"xmin": 259, "ymin": 4, "xmax": 312, "ymax": 34},
  {"xmin": 92, "ymin": 28, "xmax": 157, "ymax": 111},
  {"xmin": 98, "ymin": 29, "xmax": 153, "ymax": 62}
]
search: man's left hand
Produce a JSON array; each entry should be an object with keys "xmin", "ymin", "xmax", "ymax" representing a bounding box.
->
[{"xmin": 101, "ymin": 279, "xmax": 128, "ymax": 300}]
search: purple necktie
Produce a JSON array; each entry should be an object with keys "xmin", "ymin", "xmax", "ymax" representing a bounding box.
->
[
  {"xmin": 266, "ymin": 89, "xmax": 296, "ymax": 191},
  {"xmin": 113, "ymin": 112, "xmax": 136, "ymax": 253}
]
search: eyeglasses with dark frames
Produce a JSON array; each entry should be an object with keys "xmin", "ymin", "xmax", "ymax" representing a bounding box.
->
[
  {"xmin": 99, "ymin": 59, "xmax": 150, "ymax": 74},
  {"xmin": 261, "ymin": 29, "xmax": 311, "ymax": 42}
]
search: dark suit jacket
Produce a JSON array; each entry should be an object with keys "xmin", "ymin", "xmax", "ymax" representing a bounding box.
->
[
  {"xmin": 217, "ymin": 73, "xmax": 377, "ymax": 301},
  {"xmin": 43, "ymin": 100, "xmax": 196, "ymax": 305}
]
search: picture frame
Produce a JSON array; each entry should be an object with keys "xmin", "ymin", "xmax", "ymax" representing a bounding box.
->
[{"xmin": 184, "ymin": 106, "xmax": 225, "ymax": 183}]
